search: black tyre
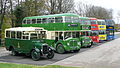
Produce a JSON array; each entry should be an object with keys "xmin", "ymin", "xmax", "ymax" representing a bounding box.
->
[
  {"xmin": 25, "ymin": 53, "xmax": 30, "ymax": 57},
  {"xmin": 11, "ymin": 48, "xmax": 18, "ymax": 56},
  {"xmin": 74, "ymin": 49, "xmax": 80, "ymax": 53},
  {"xmin": 87, "ymin": 43, "xmax": 92, "ymax": 48},
  {"xmin": 56, "ymin": 44, "xmax": 65, "ymax": 54},
  {"xmin": 31, "ymin": 50, "xmax": 40, "ymax": 61},
  {"xmin": 47, "ymin": 51, "xmax": 54, "ymax": 59}
]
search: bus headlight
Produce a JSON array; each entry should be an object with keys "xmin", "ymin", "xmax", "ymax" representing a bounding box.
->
[
  {"xmin": 90, "ymin": 40, "xmax": 92, "ymax": 42},
  {"xmin": 82, "ymin": 40, "xmax": 85, "ymax": 43},
  {"xmin": 77, "ymin": 42, "xmax": 81, "ymax": 45},
  {"xmin": 67, "ymin": 43, "xmax": 70, "ymax": 45}
]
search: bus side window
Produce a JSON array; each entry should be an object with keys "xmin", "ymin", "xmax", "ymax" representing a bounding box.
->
[
  {"xmin": 42, "ymin": 18, "xmax": 47, "ymax": 23},
  {"xmin": 23, "ymin": 36, "xmax": 29, "ymax": 40},
  {"xmin": 6, "ymin": 31, "xmax": 10, "ymax": 38},
  {"xmin": 65, "ymin": 16, "xmax": 72, "ymax": 23},
  {"xmin": 55, "ymin": 17, "xmax": 63, "ymax": 23},
  {"xmin": 17, "ymin": 31, "xmax": 22, "ymax": 39},
  {"xmin": 11, "ymin": 31, "xmax": 16, "ymax": 38},
  {"xmin": 73, "ymin": 17, "xmax": 79, "ymax": 23},
  {"xmin": 48, "ymin": 18, "xmax": 54, "ymax": 23},
  {"xmin": 32, "ymin": 19, "xmax": 36, "ymax": 24},
  {"xmin": 27, "ymin": 19, "xmax": 31, "ymax": 24},
  {"xmin": 37, "ymin": 19, "xmax": 41, "ymax": 24},
  {"xmin": 41, "ymin": 31, "xmax": 46, "ymax": 39}
]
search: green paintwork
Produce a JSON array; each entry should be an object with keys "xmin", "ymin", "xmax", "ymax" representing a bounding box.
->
[
  {"xmin": 79, "ymin": 17, "xmax": 92, "ymax": 47},
  {"xmin": 44, "ymin": 38, "xmax": 81, "ymax": 52},
  {"xmin": 21, "ymin": 13, "xmax": 92, "ymax": 52},
  {"xmin": 79, "ymin": 36, "xmax": 92, "ymax": 47},
  {"xmin": 23, "ymin": 13, "xmax": 79, "ymax": 20},
  {"xmin": 22, "ymin": 23, "xmax": 81, "ymax": 31},
  {"xmin": 5, "ymin": 38, "xmax": 46, "ymax": 53}
]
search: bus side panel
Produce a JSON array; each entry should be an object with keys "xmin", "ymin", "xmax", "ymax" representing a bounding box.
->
[
  {"xmin": 107, "ymin": 35, "xmax": 114, "ymax": 40},
  {"xmin": 5, "ymin": 38, "xmax": 19, "ymax": 51},
  {"xmin": 18, "ymin": 40, "xmax": 34, "ymax": 53},
  {"xmin": 22, "ymin": 23, "xmax": 81, "ymax": 31}
]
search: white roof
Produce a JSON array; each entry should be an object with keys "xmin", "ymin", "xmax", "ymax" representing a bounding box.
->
[
  {"xmin": 97, "ymin": 19, "xmax": 105, "ymax": 21},
  {"xmin": 5, "ymin": 27, "xmax": 45, "ymax": 31}
]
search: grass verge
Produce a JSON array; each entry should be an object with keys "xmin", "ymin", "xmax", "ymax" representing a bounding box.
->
[{"xmin": 0, "ymin": 63, "xmax": 77, "ymax": 68}]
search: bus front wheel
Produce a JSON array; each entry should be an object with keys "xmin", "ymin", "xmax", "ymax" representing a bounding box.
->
[
  {"xmin": 56, "ymin": 44, "xmax": 65, "ymax": 54},
  {"xmin": 47, "ymin": 51, "xmax": 54, "ymax": 59},
  {"xmin": 31, "ymin": 50, "xmax": 40, "ymax": 61}
]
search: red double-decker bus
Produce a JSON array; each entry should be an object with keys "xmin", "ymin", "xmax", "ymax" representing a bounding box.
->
[{"xmin": 89, "ymin": 18, "xmax": 99, "ymax": 43}]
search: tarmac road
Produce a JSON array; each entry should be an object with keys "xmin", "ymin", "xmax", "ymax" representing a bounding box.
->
[
  {"xmin": 53, "ymin": 32, "xmax": 120, "ymax": 68},
  {"xmin": 0, "ymin": 32, "xmax": 119, "ymax": 65}
]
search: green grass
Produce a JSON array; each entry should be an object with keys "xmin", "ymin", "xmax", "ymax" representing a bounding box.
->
[{"xmin": 0, "ymin": 63, "xmax": 77, "ymax": 68}]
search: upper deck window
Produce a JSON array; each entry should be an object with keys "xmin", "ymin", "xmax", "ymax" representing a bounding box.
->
[
  {"xmin": 97, "ymin": 21, "xmax": 106, "ymax": 25},
  {"xmin": 32, "ymin": 19, "xmax": 36, "ymax": 24},
  {"xmin": 55, "ymin": 17, "xmax": 63, "ymax": 23},
  {"xmin": 48, "ymin": 18, "xmax": 55, "ymax": 23},
  {"xmin": 81, "ymin": 19, "xmax": 91, "ymax": 25},
  {"xmin": 106, "ymin": 20, "xmax": 114, "ymax": 26},
  {"xmin": 23, "ymin": 20, "xmax": 26, "ymax": 24},
  {"xmin": 42, "ymin": 18, "xmax": 47, "ymax": 23},
  {"xmin": 91, "ymin": 20, "xmax": 97, "ymax": 24},
  {"xmin": 65, "ymin": 16, "xmax": 72, "ymax": 23},
  {"xmin": 27, "ymin": 19, "xmax": 31, "ymax": 24},
  {"xmin": 73, "ymin": 17, "xmax": 80, "ymax": 23},
  {"xmin": 37, "ymin": 18, "xmax": 42, "ymax": 23}
]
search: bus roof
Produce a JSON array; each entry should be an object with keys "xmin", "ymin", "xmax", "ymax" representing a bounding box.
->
[
  {"xmin": 5, "ymin": 27, "xmax": 45, "ymax": 31},
  {"xmin": 79, "ymin": 17, "xmax": 89, "ymax": 20},
  {"xmin": 23, "ymin": 13, "xmax": 79, "ymax": 20},
  {"xmin": 89, "ymin": 18, "xmax": 97, "ymax": 20},
  {"xmin": 97, "ymin": 19, "xmax": 105, "ymax": 21}
]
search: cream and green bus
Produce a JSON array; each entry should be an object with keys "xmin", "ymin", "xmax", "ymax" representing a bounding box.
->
[{"xmin": 5, "ymin": 27, "xmax": 54, "ymax": 61}]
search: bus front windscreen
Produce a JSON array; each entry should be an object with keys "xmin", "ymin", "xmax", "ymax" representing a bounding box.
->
[
  {"xmin": 98, "ymin": 21, "xmax": 106, "ymax": 25},
  {"xmin": 90, "ymin": 31, "xmax": 98, "ymax": 36},
  {"xmin": 99, "ymin": 30, "xmax": 106, "ymax": 34},
  {"xmin": 106, "ymin": 30, "xmax": 114, "ymax": 35},
  {"xmin": 106, "ymin": 20, "xmax": 115, "ymax": 26},
  {"xmin": 80, "ymin": 31, "xmax": 90, "ymax": 36}
]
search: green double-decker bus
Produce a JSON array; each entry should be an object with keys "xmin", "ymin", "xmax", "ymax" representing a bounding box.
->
[
  {"xmin": 79, "ymin": 17, "xmax": 92, "ymax": 47},
  {"xmin": 21, "ymin": 13, "xmax": 91, "ymax": 53}
]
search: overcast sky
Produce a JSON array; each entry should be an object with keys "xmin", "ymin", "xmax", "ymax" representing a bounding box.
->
[{"xmin": 74, "ymin": 0, "xmax": 120, "ymax": 23}]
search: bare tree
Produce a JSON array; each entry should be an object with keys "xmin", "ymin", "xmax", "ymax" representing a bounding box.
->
[
  {"xmin": 74, "ymin": 2, "xmax": 92, "ymax": 16},
  {"xmin": 85, "ymin": 6, "xmax": 113, "ymax": 19},
  {"xmin": 46, "ymin": 0, "xmax": 74, "ymax": 14}
]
